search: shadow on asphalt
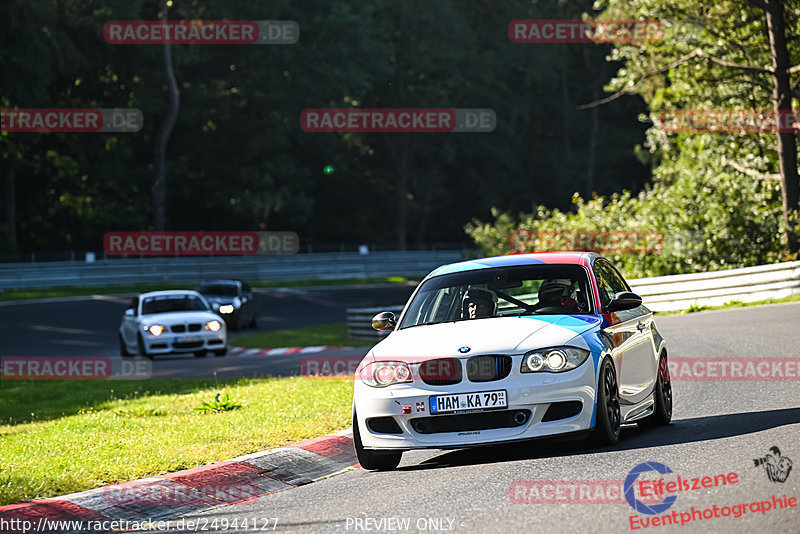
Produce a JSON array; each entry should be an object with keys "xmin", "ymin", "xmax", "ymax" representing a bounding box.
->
[{"xmin": 397, "ymin": 407, "xmax": 800, "ymax": 471}]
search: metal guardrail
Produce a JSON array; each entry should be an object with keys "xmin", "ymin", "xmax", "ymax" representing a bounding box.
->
[
  {"xmin": 628, "ymin": 260, "xmax": 800, "ymax": 312},
  {"xmin": 345, "ymin": 261, "xmax": 800, "ymax": 337},
  {"xmin": 0, "ymin": 250, "xmax": 465, "ymax": 290}
]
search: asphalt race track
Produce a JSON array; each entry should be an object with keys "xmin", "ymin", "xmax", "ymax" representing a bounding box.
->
[
  {"xmin": 109, "ymin": 304, "xmax": 800, "ymax": 531},
  {"xmin": 2, "ymin": 293, "xmax": 799, "ymax": 532},
  {"xmin": 0, "ymin": 284, "xmax": 417, "ymax": 378}
]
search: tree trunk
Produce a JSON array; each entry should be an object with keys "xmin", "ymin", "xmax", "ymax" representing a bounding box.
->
[
  {"xmin": 387, "ymin": 136, "xmax": 415, "ymax": 250},
  {"xmin": 560, "ymin": 59, "xmax": 575, "ymax": 191},
  {"xmin": 583, "ymin": 48, "xmax": 599, "ymax": 197},
  {"xmin": 417, "ymin": 173, "xmax": 435, "ymax": 247},
  {"xmin": 764, "ymin": 0, "xmax": 799, "ymax": 252},
  {"xmin": 152, "ymin": 0, "xmax": 180, "ymax": 231},
  {"xmin": 3, "ymin": 159, "xmax": 17, "ymax": 249}
]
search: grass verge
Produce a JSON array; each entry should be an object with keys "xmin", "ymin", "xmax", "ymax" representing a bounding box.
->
[
  {"xmin": 0, "ymin": 377, "xmax": 353, "ymax": 506},
  {"xmin": 0, "ymin": 277, "xmax": 411, "ymax": 302},
  {"xmin": 232, "ymin": 322, "xmax": 377, "ymax": 348}
]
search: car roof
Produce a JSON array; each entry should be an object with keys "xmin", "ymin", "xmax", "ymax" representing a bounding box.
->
[
  {"xmin": 138, "ymin": 290, "xmax": 203, "ymax": 298},
  {"xmin": 196, "ymin": 279, "xmax": 242, "ymax": 286},
  {"xmin": 426, "ymin": 251, "xmax": 598, "ymax": 279}
]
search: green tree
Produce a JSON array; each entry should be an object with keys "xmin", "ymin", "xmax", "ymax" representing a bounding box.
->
[{"xmin": 595, "ymin": 0, "xmax": 800, "ymax": 251}]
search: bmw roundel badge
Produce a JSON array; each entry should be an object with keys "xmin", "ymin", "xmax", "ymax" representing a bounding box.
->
[{"xmin": 458, "ymin": 346, "xmax": 471, "ymax": 353}]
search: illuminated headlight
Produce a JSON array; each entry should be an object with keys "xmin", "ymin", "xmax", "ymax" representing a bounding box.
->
[
  {"xmin": 147, "ymin": 324, "xmax": 165, "ymax": 336},
  {"xmin": 218, "ymin": 305, "xmax": 234, "ymax": 314},
  {"xmin": 526, "ymin": 353, "xmax": 545, "ymax": 371},
  {"xmin": 521, "ymin": 347, "xmax": 589, "ymax": 373},
  {"xmin": 358, "ymin": 361, "xmax": 413, "ymax": 387},
  {"xmin": 205, "ymin": 320, "xmax": 222, "ymax": 332}
]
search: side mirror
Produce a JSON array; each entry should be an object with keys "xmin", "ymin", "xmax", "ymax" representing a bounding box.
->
[
  {"xmin": 605, "ymin": 291, "xmax": 643, "ymax": 313},
  {"xmin": 124, "ymin": 308, "xmax": 135, "ymax": 317},
  {"xmin": 372, "ymin": 311, "xmax": 397, "ymax": 331}
]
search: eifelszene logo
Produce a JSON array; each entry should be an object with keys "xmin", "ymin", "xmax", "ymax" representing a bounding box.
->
[{"xmin": 624, "ymin": 462, "xmax": 678, "ymax": 515}]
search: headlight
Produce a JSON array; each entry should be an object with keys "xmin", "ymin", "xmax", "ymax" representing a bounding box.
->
[
  {"xmin": 147, "ymin": 324, "xmax": 165, "ymax": 336},
  {"xmin": 521, "ymin": 347, "xmax": 589, "ymax": 373},
  {"xmin": 205, "ymin": 320, "xmax": 222, "ymax": 332},
  {"xmin": 219, "ymin": 305, "xmax": 234, "ymax": 314},
  {"xmin": 358, "ymin": 361, "xmax": 413, "ymax": 387}
]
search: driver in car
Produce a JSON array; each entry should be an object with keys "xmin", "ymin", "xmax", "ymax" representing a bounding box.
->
[
  {"xmin": 537, "ymin": 280, "xmax": 579, "ymax": 311},
  {"xmin": 462, "ymin": 289, "xmax": 496, "ymax": 319}
]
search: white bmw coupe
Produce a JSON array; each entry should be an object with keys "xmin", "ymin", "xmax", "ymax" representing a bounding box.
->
[
  {"xmin": 352, "ymin": 252, "xmax": 672, "ymax": 470},
  {"xmin": 119, "ymin": 290, "xmax": 228, "ymax": 359}
]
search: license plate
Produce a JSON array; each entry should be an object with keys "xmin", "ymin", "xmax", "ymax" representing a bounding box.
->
[
  {"xmin": 429, "ymin": 390, "xmax": 507, "ymax": 414},
  {"xmin": 175, "ymin": 336, "xmax": 202, "ymax": 343}
]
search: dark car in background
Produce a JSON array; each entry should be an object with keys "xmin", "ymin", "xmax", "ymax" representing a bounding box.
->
[{"xmin": 195, "ymin": 279, "xmax": 258, "ymax": 330}]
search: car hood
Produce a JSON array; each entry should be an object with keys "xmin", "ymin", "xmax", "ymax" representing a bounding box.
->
[
  {"xmin": 371, "ymin": 315, "xmax": 600, "ymax": 361},
  {"xmin": 139, "ymin": 311, "xmax": 221, "ymax": 325}
]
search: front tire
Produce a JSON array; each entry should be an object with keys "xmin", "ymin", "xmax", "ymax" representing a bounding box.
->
[
  {"xmin": 591, "ymin": 359, "xmax": 621, "ymax": 445},
  {"xmin": 194, "ymin": 350, "xmax": 207, "ymax": 358},
  {"xmin": 137, "ymin": 334, "xmax": 153, "ymax": 360},
  {"xmin": 214, "ymin": 347, "xmax": 228, "ymax": 357},
  {"xmin": 119, "ymin": 334, "xmax": 133, "ymax": 358},
  {"xmin": 638, "ymin": 353, "xmax": 672, "ymax": 427},
  {"xmin": 353, "ymin": 413, "xmax": 402, "ymax": 471}
]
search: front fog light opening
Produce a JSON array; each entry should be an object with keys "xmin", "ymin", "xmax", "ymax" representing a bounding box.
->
[{"xmin": 546, "ymin": 350, "xmax": 567, "ymax": 370}]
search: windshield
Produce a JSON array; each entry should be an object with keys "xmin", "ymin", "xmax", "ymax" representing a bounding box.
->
[
  {"xmin": 196, "ymin": 284, "xmax": 238, "ymax": 297},
  {"xmin": 399, "ymin": 265, "xmax": 593, "ymax": 329},
  {"xmin": 141, "ymin": 295, "xmax": 209, "ymax": 314}
]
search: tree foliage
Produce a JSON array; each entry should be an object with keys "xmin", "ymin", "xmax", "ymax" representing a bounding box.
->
[
  {"xmin": 467, "ymin": 0, "xmax": 799, "ymax": 276},
  {"xmin": 0, "ymin": 0, "xmax": 651, "ymax": 255}
]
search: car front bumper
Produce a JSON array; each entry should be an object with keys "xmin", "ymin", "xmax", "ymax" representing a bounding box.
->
[
  {"xmin": 353, "ymin": 355, "xmax": 599, "ymax": 450},
  {"xmin": 142, "ymin": 331, "xmax": 227, "ymax": 354}
]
